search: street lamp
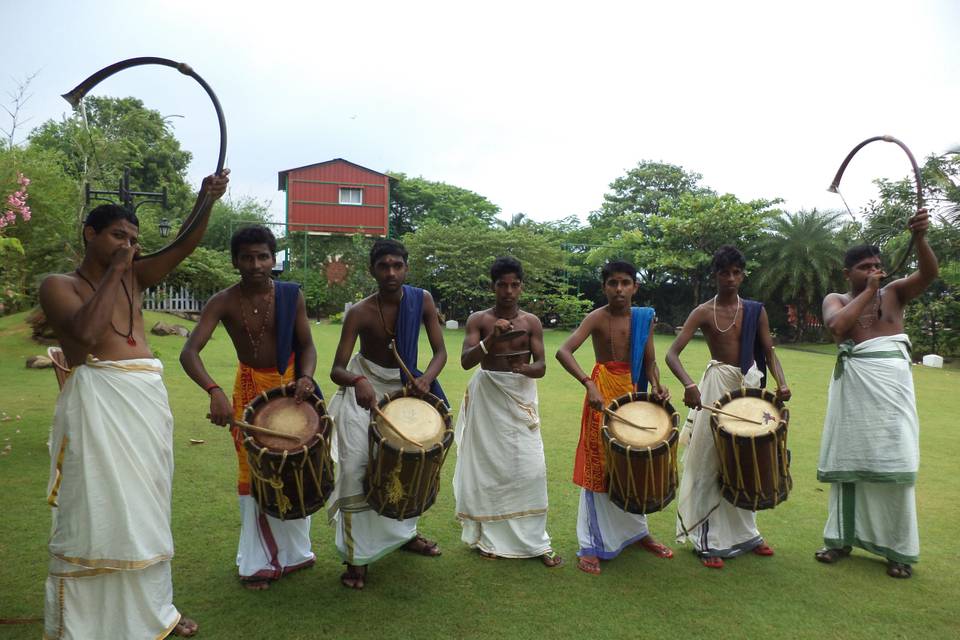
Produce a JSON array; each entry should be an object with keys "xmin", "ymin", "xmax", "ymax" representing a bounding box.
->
[{"xmin": 158, "ymin": 218, "xmax": 179, "ymax": 238}]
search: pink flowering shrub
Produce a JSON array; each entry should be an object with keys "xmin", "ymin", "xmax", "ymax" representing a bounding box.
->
[{"xmin": 1, "ymin": 172, "xmax": 31, "ymax": 228}]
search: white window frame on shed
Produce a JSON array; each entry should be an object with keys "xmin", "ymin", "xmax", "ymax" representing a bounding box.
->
[{"xmin": 339, "ymin": 187, "xmax": 363, "ymax": 205}]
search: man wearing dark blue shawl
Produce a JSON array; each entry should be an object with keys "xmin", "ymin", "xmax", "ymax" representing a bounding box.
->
[
  {"xmin": 180, "ymin": 225, "xmax": 319, "ymax": 590},
  {"xmin": 328, "ymin": 238, "xmax": 448, "ymax": 590},
  {"xmin": 666, "ymin": 245, "xmax": 790, "ymax": 569}
]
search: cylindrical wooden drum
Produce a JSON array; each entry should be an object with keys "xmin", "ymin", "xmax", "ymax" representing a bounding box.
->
[
  {"xmin": 365, "ymin": 389, "xmax": 453, "ymax": 520},
  {"xmin": 601, "ymin": 392, "xmax": 680, "ymax": 514},
  {"xmin": 241, "ymin": 385, "xmax": 334, "ymax": 520},
  {"xmin": 710, "ymin": 387, "xmax": 791, "ymax": 511}
]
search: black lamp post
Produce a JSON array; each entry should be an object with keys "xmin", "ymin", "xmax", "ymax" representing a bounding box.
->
[{"xmin": 85, "ymin": 167, "xmax": 169, "ymax": 231}]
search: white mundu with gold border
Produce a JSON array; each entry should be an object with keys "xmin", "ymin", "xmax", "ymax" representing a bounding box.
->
[
  {"xmin": 454, "ymin": 368, "xmax": 552, "ymax": 558},
  {"xmin": 44, "ymin": 358, "xmax": 181, "ymax": 640}
]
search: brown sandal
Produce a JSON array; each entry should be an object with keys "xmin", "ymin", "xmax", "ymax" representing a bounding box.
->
[
  {"xmin": 814, "ymin": 546, "xmax": 851, "ymax": 564},
  {"xmin": 403, "ymin": 534, "xmax": 442, "ymax": 557},
  {"xmin": 340, "ymin": 564, "xmax": 367, "ymax": 590}
]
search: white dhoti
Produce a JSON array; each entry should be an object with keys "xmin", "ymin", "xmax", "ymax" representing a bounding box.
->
[
  {"xmin": 818, "ymin": 334, "xmax": 920, "ymax": 564},
  {"xmin": 44, "ymin": 359, "xmax": 180, "ymax": 640},
  {"xmin": 453, "ymin": 369, "xmax": 552, "ymax": 558},
  {"xmin": 676, "ymin": 360, "xmax": 765, "ymax": 558},
  {"xmin": 327, "ymin": 354, "xmax": 417, "ymax": 565},
  {"xmin": 577, "ymin": 489, "xmax": 649, "ymax": 559}
]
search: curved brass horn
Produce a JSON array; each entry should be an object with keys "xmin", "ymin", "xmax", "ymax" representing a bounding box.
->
[
  {"xmin": 827, "ymin": 135, "xmax": 923, "ymax": 279},
  {"xmin": 63, "ymin": 56, "xmax": 227, "ymax": 260}
]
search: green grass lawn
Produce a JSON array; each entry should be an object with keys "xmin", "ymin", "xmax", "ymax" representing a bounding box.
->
[{"xmin": 1, "ymin": 311, "xmax": 958, "ymax": 639}]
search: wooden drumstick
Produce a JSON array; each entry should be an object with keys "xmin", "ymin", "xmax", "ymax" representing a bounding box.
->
[
  {"xmin": 700, "ymin": 405, "xmax": 764, "ymax": 426},
  {"xmin": 603, "ymin": 408, "xmax": 656, "ymax": 431},
  {"xmin": 232, "ymin": 419, "xmax": 302, "ymax": 442},
  {"xmin": 372, "ymin": 406, "xmax": 422, "ymax": 448},
  {"xmin": 388, "ymin": 339, "xmax": 418, "ymax": 382}
]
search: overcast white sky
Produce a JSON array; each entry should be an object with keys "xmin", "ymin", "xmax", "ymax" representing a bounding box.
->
[{"xmin": 4, "ymin": 0, "xmax": 958, "ymax": 224}]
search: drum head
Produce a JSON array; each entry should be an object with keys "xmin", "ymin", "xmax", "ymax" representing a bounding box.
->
[
  {"xmin": 608, "ymin": 400, "xmax": 673, "ymax": 447},
  {"xmin": 249, "ymin": 397, "xmax": 320, "ymax": 451},
  {"xmin": 715, "ymin": 396, "xmax": 781, "ymax": 435},
  {"xmin": 377, "ymin": 397, "xmax": 445, "ymax": 449}
]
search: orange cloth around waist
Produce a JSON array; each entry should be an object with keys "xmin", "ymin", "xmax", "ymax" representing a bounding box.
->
[
  {"xmin": 231, "ymin": 356, "xmax": 295, "ymax": 495},
  {"xmin": 573, "ymin": 361, "xmax": 634, "ymax": 493}
]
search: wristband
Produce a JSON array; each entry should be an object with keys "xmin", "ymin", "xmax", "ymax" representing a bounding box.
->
[
  {"xmin": 352, "ymin": 375, "xmax": 367, "ymax": 386},
  {"xmin": 684, "ymin": 383, "xmax": 697, "ymax": 389},
  {"xmin": 204, "ymin": 382, "xmax": 221, "ymax": 394},
  {"xmin": 479, "ymin": 340, "xmax": 489, "ymax": 355},
  {"xmin": 579, "ymin": 375, "xmax": 591, "ymax": 385}
]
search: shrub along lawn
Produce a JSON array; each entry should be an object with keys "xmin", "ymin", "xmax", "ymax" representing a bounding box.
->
[{"xmin": 1, "ymin": 311, "xmax": 957, "ymax": 639}]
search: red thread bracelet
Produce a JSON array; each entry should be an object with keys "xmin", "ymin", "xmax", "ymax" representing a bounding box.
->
[
  {"xmin": 204, "ymin": 382, "xmax": 221, "ymax": 393},
  {"xmin": 352, "ymin": 375, "xmax": 367, "ymax": 386}
]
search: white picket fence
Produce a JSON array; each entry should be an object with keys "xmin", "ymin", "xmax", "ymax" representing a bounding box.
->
[{"xmin": 142, "ymin": 284, "xmax": 210, "ymax": 313}]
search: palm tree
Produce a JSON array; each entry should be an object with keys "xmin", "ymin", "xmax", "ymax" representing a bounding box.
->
[{"xmin": 753, "ymin": 210, "xmax": 845, "ymax": 341}]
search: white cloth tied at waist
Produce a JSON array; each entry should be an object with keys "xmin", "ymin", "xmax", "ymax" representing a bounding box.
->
[
  {"xmin": 818, "ymin": 333, "xmax": 919, "ymax": 483},
  {"xmin": 47, "ymin": 358, "xmax": 174, "ymax": 570},
  {"xmin": 676, "ymin": 360, "xmax": 761, "ymax": 538},
  {"xmin": 326, "ymin": 353, "xmax": 403, "ymax": 520},
  {"xmin": 454, "ymin": 368, "xmax": 547, "ymax": 522}
]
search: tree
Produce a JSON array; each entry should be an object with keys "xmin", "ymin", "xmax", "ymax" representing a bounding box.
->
[
  {"xmin": 387, "ymin": 172, "xmax": 500, "ymax": 235},
  {"xmin": 29, "ymin": 96, "xmax": 195, "ymax": 215},
  {"xmin": 594, "ymin": 192, "xmax": 778, "ymax": 313},
  {"xmin": 752, "ymin": 210, "xmax": 845, "ymax": 341},
  {"xmin": 402, "ymin": 223, "xmax": 573, "ymax": 322},
  {"xmin": 588, "ymin": 160, "xmax": 712, "ymax": 233},
  {"xmin": 200, "ymin": 196, "xmax": 272, "ymax": 252}
]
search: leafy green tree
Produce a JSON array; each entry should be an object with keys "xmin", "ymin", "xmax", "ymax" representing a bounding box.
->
[
  {"xmin": 588, "ymin": 160, "xmax": 712, "ymax": 233},
  {"xmin": 752, "ymin": 210, "xmax": 845, "ymax": 341},
  {"xmin": 387, "ymin": 172, "xmax": 500, "ymax": 235},
  {"xmin": 594, "ymin": 192, "xmax": 778, "ymax": 312},
  {"xmin": 402, "ymin": 222, "xmax": 570, "ymax": 322},
  {"xmin": 29, "ymin": 96, "xmax": 195, "ymax": 214},
  {"xmin": 200, "ymin": 197, "xmax": 272, "ymax": 252}
]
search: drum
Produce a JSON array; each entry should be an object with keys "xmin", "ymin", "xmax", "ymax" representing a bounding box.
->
[
  {"xmin": 710, "ymin": 387, "xmax": 791, "ymax": 511},
  {"xmin": 241, "ymin": 385, "xmax": 334, "ymax": 520},
  {"xmin": 601, "ymin": 392, "xmax": 680, "ymax": 514},
  {"xmin": 365, "ymin": 389, "xmax": 453, "ymax": 520}
]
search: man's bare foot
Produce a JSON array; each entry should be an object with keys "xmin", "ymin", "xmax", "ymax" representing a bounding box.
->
[
  {"xmin": 814, "ymin": 546, "xmax": 851, "ymax": 564},
  {"xmin": 170, "ymin": 617, "xmax": 198, "ymax": 637},
  {"xmin": 887, "ymin": 561, "xmax": 912, "ymax": 579},
  {"xmin": 340, "ymin": 564, "xmax": 366, "ymax": 590},
  {"xmin": 702, "ymin": 556, "xmax": 724, "ymax": 569},
  {"xmin": 577, "ymin": 555, "xmax": 601, "ymax": 575},
  {"xmin": 541, "ymin": 550, "xmax": 563, "ymax": 568},
  {"xmin": 753, "ymin": 542, "xmax": 774, "ymax": 557},
  {"xmin": 636, "ymin": 535, "xmax": 673, "ymax": 559},
  {"xmin": 402, "ymin": 534, "xmax": 441, "ymax": 557}
]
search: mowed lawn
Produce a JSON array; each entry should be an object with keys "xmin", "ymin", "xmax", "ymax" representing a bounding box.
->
[{"xmin": 1, "ymin": 310, "xmax": 958, "ymax": 639}]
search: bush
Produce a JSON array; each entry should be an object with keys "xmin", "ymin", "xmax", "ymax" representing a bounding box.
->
[
  {"xmin": 654, "ymin": 321, "xmax": 675, "ymax": 335},
  {"xmin": 528, "ymin": 293, "xmax": 593, "ymax": 329}
]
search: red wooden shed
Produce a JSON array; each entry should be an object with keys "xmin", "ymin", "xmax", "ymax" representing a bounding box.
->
[{"xmin": 278, "ymin": 158, "xmax": 390, "ymax": 236}]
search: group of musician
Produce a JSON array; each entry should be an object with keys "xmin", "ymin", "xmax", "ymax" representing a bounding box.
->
[{"xmin": 37, "ymin": 169, "xmax": 936, "ymax": 638}]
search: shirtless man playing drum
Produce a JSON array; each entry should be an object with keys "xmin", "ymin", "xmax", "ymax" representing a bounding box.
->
[
  {"xmin": 666, "ymin": 245, "xmax": 789, "ymax": 568},
  {"xmin": 327, "ymin": 238, "xmax": 447, "ymax": 589},
  {"xmin": 180, "ymin": 224, "xmax": 319, "ymax": 590}
]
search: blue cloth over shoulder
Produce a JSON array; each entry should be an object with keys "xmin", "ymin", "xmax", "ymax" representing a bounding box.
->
[
  {"xmin": 739, "ymin": 298, "xmax": 767, "ymax": 387},
  {"xmin": 629, "ymin": 306, "xmax": 655, "ymax": 392},
  {"xmin": 394, "ymin": 284, "xmax": 448, "ymax": 406}
]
